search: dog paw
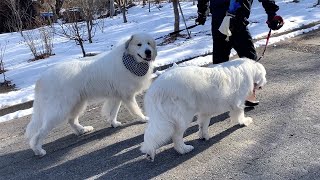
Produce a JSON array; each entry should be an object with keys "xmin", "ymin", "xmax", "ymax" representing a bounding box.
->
[
  {"xmin": 240, "ymin": 117, "xmax": 253, "ymax": 126},
  {"xmin": 198, "ymin": 131, "xmax": 210, "ymax": 141},
  {"xmin": 79, "ymin": 126, "xmax": 94, "ymax": 135},
  {"xmin": 140, "ymin": 144, "xmax": 155, "ymax": 162},
  {"xmin": 140, "ymin": 116, "xmax": 149, "ymax": 122},
  {"xmin": 111, "ymin": 121, "xmax": 122, "ymax": 128},
  {"xmin": 175, "ymin": 144, "xmax": 194, "ymax": 154},
  {"xmin": 146, "ymin": 153, "xmax": 155, "ymax": 162},
  {"xmin": 34, "ymin": 148, "xmax": 46, "ymax": 157}
]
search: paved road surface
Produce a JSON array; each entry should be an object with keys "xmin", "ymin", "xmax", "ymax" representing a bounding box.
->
[{"xmin": 0, "ymin": 29, "xmax": 320, "ymax": 180}]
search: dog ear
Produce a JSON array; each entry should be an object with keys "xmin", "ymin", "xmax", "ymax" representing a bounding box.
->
[
  {"xmin": 125, "ymin": 35, "xmax": 134, "ymax": 49},
  {"xmin": 254, "ymin": 63, "xmax": 267, "ymax": 87}
]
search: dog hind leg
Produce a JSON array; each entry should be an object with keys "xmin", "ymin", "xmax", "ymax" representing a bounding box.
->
[
  {"xmin": 123, "ymin": 96, "xmax": 148, "ymax": 122},
  {"xmin": 68, "ymin": 101, "xmax": 93, "ymax": 135},
  {"xmin": 141, "ymin": 119, "xmax": 175, "ymax": 161},
  {"xmin": 30, "ymin": 112, "xmax": 65, "ymax": 156},
  {"xmin": 172, "ymin": 110, "xmax": 195, "ymax": 154},
  {"xmin": 172, "ymin": 124, "xmax": 194, "ymax": 154}
]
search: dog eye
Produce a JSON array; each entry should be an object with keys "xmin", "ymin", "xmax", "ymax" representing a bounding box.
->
[
  {"xmin": 137, "ymin": 43, "xmax": 142, "ymax": 47},
  {"xmin": 147, "ymin": 42, "xmax": 151, "ymax": 45}
]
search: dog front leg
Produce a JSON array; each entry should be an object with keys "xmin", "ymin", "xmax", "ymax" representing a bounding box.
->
[
  {"xmin": 123, "ymin": 96, "xmax": 148, "ymax": 122},
  {"xmin": 102, "ymin": 98, "xmax": 122, "ymax": 128},
  {"xmin": 197, "ymin": 114, "xmax": 211, "ymax": 140},
  {"xmin": 229, "ymin": 107, "xmax": 252, "ymax": 126}
]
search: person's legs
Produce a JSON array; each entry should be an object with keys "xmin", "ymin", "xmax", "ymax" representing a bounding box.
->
[
  {"xmin": 232, "ymin": 27, "xmax": 257, "ymax": 60},
  {"xmin": 211, "ymin": 14, "xmax": 232, "ymax": 64},
  {"xmin": 212, "ymin": 31, "xmax": 232, "ymax": 64},
  {"xmin": 232, "ymin": 28, "xmax": 259, "ymax": 106}
]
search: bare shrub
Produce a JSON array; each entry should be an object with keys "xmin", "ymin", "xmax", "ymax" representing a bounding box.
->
[
  {"xmin": 0, "ymin": 42, "xmax": 15, "ymax": 93},
  {"xmin": 3, "ymin": 0, "xmax": 36, "ymax": 32},
  {"xmin": 57, "ymin": 13, "xmax": 88, "ymax": 57},
  {"xmin": 21, "ymin": 20, "xmax": 54, "ymax": 61},
  {"xmin": 56, "ymin": 0, "xmax": 107, "ymax": 57}
]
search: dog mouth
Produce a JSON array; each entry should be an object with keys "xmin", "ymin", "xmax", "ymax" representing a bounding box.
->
[{"xmin": 138, "ymin": 54, "xmax": 152, "ymax": 61}]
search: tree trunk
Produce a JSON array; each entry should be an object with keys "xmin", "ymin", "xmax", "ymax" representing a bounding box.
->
[
  {"xmin": 121, "ymin": 0, "xmax": 127, "ymax": 23},
  {"xmin": 78, "ymin": 38, "xmax": 86, "ymax": 57},
  {"xmin": 109, "ymin": 0, "xmax": 115, "ymax": 17},
  {"xmin": 49, "ymin": 4, "xmax": 56, "ymax": 23},
  {"xmin": 86, "ymin": 19, "xmax": 93, "ymax": 43},
  {"xmin": 55, "ymin": 0, "xmax": 64, "ymax": 18},
  {"xmin": 172, "ymin": 0, "xmax": 179, "ymax": 33},
  {"xmin": 85, "ymin": 0, "xmax": 94, "ymax": 43}
]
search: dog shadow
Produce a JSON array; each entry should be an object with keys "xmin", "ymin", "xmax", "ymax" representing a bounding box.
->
[
  {"xmin": 97, "ymin": 124, "xmax": 243, "ymax": 180},
  {"xmin": 1, "ymin": 112, "xmax": 245, "ymax": 179},
  {"xmin": 0, "ymin": 121, "xmax": 144, "ymax": 170}
]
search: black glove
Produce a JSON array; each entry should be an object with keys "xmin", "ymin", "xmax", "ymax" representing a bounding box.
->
[
  {"xmin": 267, "ymin": 15, "xmax": 284, "ymax": 30},
  {"xmin": 195, "ymin": 13, "xmax": 206, "ymax": 25}
]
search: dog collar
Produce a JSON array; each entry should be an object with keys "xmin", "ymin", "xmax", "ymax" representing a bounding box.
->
[{"xmin": 123, "ymin": 53, "xmax": 149, "ymax": 76}]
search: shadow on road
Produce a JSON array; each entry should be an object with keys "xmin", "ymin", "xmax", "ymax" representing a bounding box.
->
[{"xmin": 0, "ymin": 112, "xmax": 243, "ymax": 179}]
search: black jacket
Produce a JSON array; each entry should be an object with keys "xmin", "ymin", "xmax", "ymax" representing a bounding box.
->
[{"xmin": 197, "ymin": 0, "xmax": 279, "ymax": 20}]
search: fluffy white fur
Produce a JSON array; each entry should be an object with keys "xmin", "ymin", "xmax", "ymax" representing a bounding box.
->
[
  {"xmin": 26, "ymin": 33, "xmax": 157, "ymax": 156},
  {"xmin": 140, "ymin": 58, "xmax": 267, "ymax": 161}
]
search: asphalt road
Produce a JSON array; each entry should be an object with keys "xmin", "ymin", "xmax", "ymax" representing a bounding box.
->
[{"xmin": 0, "ymin": 29, "xmax": 320, "ymax": 180}]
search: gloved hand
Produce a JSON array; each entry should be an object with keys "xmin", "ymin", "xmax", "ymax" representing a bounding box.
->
[
  {"xmin": 267, "ymin": 15, "xmax": 284, "ymax": 30},
  {"xmin": 195, "ymin": 13, "xmax": 206, "ymax": 25}
]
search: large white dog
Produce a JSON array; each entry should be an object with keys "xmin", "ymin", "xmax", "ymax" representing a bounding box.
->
[
  {"xmin": 140, "ymin": 58, "xmax": 267, "ymax": 161},
  {"xmin": 26, "ymin": 33, "xmax": 157, "ymax": 156}
]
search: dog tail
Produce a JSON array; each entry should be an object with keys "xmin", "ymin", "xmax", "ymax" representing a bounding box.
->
[
  {"xmin": 25, "ymin": 81, "xmax": 43, "ymax": 140},
  {"xmin": 140, "ymin": 90, "xmax": 175, "ymax": 160}
]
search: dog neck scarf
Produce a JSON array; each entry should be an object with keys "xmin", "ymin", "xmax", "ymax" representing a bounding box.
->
[{"xmin": 122, "ymin": 53, "xmax": 149, "ymax": 76}]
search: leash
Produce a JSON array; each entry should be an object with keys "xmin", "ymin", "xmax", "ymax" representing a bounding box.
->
[
  {"xmin": 256, "ymin": 28, "xmax": 272, "ymax": 62},
  {"xmin": 169, "ymin": 24, "xmax": 198, "ymax": 36},
  {"xmin": 155, "ymin": 24, "xmax": 198, "ymax": 40}
]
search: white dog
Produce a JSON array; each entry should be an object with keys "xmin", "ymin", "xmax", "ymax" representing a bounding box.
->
[
  {"xmin": 140, "ymin": 58, "xmax": 267, "ymax": 161},
  {"xmin": 26, "ymin": 33, "xmax": 157, "ymax": 156}
]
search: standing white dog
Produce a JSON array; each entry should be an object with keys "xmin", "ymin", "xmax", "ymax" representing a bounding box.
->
[
  {"xmin": 26, "ymin": 33, "xmax": 157, "ymax": 156},
  {"xmin": 140, "ymin": 58, "xmax": 267, "ymax": 161}
]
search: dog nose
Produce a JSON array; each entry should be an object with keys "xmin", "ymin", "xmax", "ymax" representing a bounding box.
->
[{"xmin": 145, "ymin": 49, "xmax": 151, "ymax": 57}]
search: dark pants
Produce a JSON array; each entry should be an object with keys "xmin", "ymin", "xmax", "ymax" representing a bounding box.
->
[{"xmin": 211, "ymin": 14, "xmax": 257, "ymax": 64}]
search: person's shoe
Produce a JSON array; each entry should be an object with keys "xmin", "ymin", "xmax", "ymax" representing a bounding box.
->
[{"xmin": 245, "ymin": 100, "xmax": 259, "ymax": 107}]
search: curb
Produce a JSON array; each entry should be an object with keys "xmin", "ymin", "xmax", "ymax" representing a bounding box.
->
[{"xmin": 0, "ymin": 101, "xmax": 33, "ymax": 117}]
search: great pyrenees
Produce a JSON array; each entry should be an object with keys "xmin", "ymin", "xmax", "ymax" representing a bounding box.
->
[
  {"xmin": 26, "ymin": 33, "xmax": 157, "ymax": 156},
  {"xmin": 140, "ymin": 58, "xmax": 267, "ymax": 161}
]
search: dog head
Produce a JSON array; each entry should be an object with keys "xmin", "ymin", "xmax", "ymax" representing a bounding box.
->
[
  {"xmin": 125, "ymin": 33, "xmax": 157, "ymax": 62},
  {"xmin": 254, "ymin": 62, "xmax": 267, "ymax": 90}
]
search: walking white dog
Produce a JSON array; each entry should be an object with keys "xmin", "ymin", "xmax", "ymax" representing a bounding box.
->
[
  {"xmin": 140, "ymin": 58, "xmax": 267, "ymax": 161},
  {"xmin": 26, "ymin": 33, "xmax": 157, "ymax": 156}
]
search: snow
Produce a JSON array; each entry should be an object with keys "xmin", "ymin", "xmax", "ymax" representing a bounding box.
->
[
  {"xmin": 0, "ymin": 0, "xmax": 320, "ymax": 122},
  {"xmin": 0, "ymin": 108, "xmax": 33, "ymax": 123}
]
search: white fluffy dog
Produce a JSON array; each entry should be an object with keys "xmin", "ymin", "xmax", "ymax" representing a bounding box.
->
[
  {"xmin": 26, "ymin": 33, "xmax": 157, "ymax": 156},
  {"xmin": 140, "ymin": 58, "xmax": 267, "ymax": 161}
]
